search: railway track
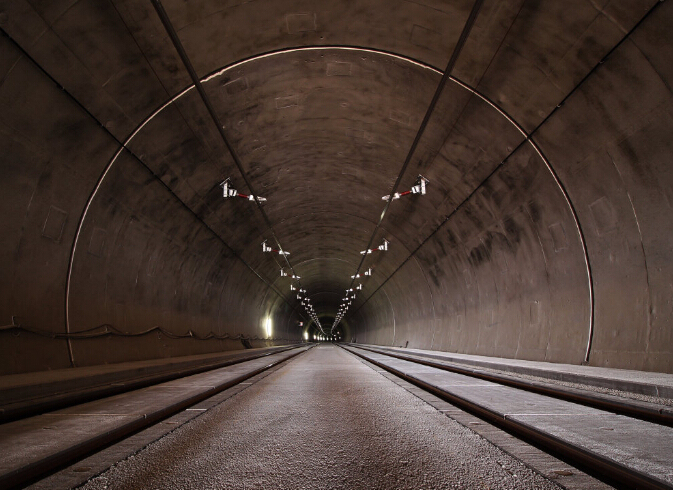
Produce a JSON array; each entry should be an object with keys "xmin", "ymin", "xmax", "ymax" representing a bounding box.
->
[
  {"xmin": 341, "ymin": 343, "xmax": 673, "ymax": 490},
  {"xmin": 346, "ymin": 343, "xmax": 673, "ymax": 426},
  {"xmin": 0, "ymin": 345, "xmax": 312, "ymax": 490},
  {"xmin": 4, "ymin": 342, "xmax": 672, "ymax": 489}
]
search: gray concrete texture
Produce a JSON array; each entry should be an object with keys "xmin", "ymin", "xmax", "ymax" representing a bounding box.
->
[
  {"xmin": 79, "ymin": 345, "xmax": 561, "ymax": 490},
  {"xmin": 348, "ymin": 345, "xmax": 673, "ymax": 486},
  {"xmin": 0, "ymin": 347, "xmax": 307, "ymax": 484},
  {"xmin": 0, "ymin": 0, "xmax": 672, "ymax": 374}
]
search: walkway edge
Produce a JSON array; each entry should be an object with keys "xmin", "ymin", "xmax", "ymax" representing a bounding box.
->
[
  {"xmin": 0, "ymin": 346, "xmax": 311, "ymax": 490},
  {"xmin": 342, "ymin": 344, "xmax": 673, "ymax": 490}
]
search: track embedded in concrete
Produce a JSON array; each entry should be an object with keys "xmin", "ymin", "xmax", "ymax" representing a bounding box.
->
[
  {"xmin": 75, "ymin": 344, "xmax": 567, "ymax": 490},
  {"xmin": 341, "ymin": 344, "xmax": 673, "ymax": 490},
  {"xmin": 0, "ymin": 345, "xmax": 311, "ymax": 490},
  {"xmin": 345, "ymin": 343, "xmax": 673, "ymax": 426},
  {"xmin": 0, "ymin": 345, "xmax": 306, "ymax": 424}
]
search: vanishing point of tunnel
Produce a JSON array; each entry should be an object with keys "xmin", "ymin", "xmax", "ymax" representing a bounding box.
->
[{"xmin": 1, "ymin": 0, "xmax": 673, "ymax": 487}]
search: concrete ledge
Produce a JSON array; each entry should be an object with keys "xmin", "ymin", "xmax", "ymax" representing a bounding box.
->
[
  {"xmin": 0, "ymin": 346, "xmax": 311, "ymax": 489},
  {"xmin": 0, "ymin": 344, "xmax": 305, "ymax": 421},
  {"xmin": 352, "ymin": 344, "xmax": 673, "ymax": 399},
  {"xmin": 343, "ymin": 345, "xmax": 673, "ymax": 489}
]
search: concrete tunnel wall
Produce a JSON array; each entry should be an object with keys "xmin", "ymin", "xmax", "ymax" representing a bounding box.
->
[{"xmin": 0, "ymin": 0, "xmax": 672, "ymax": 375}]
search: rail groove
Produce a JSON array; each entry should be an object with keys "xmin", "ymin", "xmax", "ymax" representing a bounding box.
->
[
  {"xmin": 342, "ymin": 344, "xmax": 673, "ymax": 490},
  {"xmin": 0, "ymin": 346, "xmax": 311, "ymax": 490},
  {"xmin": 346, "ymin": 344, "xmax": 673, "ymax": 426}
]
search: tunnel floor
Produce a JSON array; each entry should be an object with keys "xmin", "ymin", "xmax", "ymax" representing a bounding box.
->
[{"xmin": 76, "ymin": 344, "xmax": 559, "ymax": 490}]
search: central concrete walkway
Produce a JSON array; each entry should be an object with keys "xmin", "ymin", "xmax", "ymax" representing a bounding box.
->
[{"xmin": 81, "ymin": 345, "xmax": 560, "ymax": 489}]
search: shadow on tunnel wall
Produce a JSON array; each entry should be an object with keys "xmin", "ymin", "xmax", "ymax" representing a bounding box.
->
[{"xmin": 348, "ymin": 1, "xmax": 673, "ymax": 374}]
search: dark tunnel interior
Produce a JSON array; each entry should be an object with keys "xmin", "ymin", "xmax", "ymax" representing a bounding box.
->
[{"xmin": 1, "ymin": 0, "xmax": 672, "ymax": 376}]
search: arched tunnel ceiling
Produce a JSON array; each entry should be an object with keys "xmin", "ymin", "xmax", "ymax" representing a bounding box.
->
[{"xmin": 1, "ymin": 0, "xmax": 672, "ymax": 373}]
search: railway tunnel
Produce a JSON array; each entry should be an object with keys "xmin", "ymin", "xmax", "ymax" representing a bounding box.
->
[{"xmin": 1, "ymin": 0, "xmax": 673, "ymax": 488}]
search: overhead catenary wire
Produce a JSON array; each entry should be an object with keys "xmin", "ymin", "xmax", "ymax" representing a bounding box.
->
[
  {"xmin": 334, "ymin": 0, "xmax": 485, "ymax": 333},
  {"xmin": 150, "ymin": 0, "xmax": 324, "ymax": 332}
]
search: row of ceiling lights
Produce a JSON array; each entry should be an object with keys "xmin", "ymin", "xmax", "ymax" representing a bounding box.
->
[
  {"xmin": 331, "ymin": 176, "xmax": 429, "ymax": 333},
  {"xmin": 152, "ymin": 3, "xmax": 438, "ymax": 343},
  {"xmin": 222, "ymin": 176, "xmax": 324, "ymax": 335},
  {"xmin": 325, "ymin": 0, "xmax": 484, "ymax": 339},
  {"xmin": 224, "ymin": 174, "xmax": 428, "ymax": 339}
]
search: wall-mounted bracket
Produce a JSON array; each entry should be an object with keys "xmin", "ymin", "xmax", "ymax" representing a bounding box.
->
[
  {"xmin": 381, "ymin": 175, "xmax": 428, "ymax": 201},
  {"xmin": 360, "ymin": 239, "xmax": 389, "ymax": 255},
  {"xmin": 222, "ymin": 178, "xmax": 267, "ymax": 202},
  {"xmin": 262, "ymin": 240, "xmax": 290, "ymax": 255}
]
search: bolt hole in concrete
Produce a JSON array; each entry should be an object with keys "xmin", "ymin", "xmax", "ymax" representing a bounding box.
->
[{"xmin": 79, "ymin": 346, "xmax": 561, "ymax": 489}]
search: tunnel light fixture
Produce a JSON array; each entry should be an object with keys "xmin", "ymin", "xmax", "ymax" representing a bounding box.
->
[
  {"xmin": 381, "ymin": 175, "xmax": 428, "ymax": 202},
  {"xmin": 221, "ymin": 178, "xmax": 267, "ymax": 202},
  {"xmin": 351, "ymin": 268, "xmax": 373, "ymax": 279},
  {"xmin": 360, "ymin": 239, "xmax": 389, "ymax": 255},
  {"xmin": 262, "ymin": 240, "xmax": 290, "ymax": 255}
]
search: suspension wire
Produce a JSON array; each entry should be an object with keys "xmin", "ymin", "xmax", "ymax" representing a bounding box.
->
[
  {"xmin": 150, "ymin": 0, "xmax": 324, "ymax": 330},
  {"xmin": 334, "ymin": 0, "xmax": 485, "ymax": 333}
]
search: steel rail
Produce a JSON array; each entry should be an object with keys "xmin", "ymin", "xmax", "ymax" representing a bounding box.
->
[
  {"xmin": 342, "ymin": 344, "xmax": 673, "ymax": 490},
  {"xmin": 0, "ymin": 345, "xmax": 313, "ymax": 490},
  {"xmin": 345, "ymin": 343, "xmax": 673, "ymax": 427},
  {"xmin": 0, "ymin": 345, "xmax": 302, "ymax": 424}
]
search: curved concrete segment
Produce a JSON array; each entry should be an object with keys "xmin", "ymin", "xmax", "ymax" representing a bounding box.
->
[{"xmin": 0, "ymin": 0, "xmax": 671, "ymax": 375}]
